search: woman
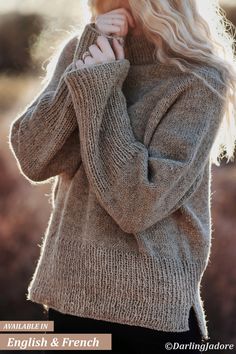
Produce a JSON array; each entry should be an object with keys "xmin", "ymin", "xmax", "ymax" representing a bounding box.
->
[{"xmin": 9, "ymin": 0, "xmax": 236, "ymax": 353}]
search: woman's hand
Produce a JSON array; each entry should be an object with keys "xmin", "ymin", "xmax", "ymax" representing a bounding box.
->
[
  {"xmin": 76, "ymin": 35, "xmax": 125, "ymax": 68},
  {"xmin": 94, "ymin": 8, "xmax": 136, "ymax": 37}
]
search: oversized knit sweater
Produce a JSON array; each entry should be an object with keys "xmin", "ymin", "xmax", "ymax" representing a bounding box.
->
[{"xmin": 9, "ymin": 22, "xmax": 226, "ymax": 341}]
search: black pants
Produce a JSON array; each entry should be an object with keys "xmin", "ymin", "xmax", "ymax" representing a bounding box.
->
[{"xmin": 42, "ymin": 306, "xmax": 205, "ymax": 353}]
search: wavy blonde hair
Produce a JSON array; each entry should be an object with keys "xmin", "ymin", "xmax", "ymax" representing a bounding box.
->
[{"xmin": 89, "ymin": 0, "xmax": 236, "ymax": 166}]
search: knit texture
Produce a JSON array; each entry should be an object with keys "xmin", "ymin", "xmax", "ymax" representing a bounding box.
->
[{"xmin": 9, "ymin": 23, "xmax": 227, "ymax": 341}]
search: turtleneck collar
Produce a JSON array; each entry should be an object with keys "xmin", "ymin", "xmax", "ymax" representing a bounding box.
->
[
  {"xmin": 83, "ymin": 23, "xmax": 158, "ymax": 66},
  {"xmin": 124, "ymin": 31, "xmax": 158, "ymax": 66},
  {"xmin": 74, "ymin": 23, "xmax": 186, "ymax": 77}
]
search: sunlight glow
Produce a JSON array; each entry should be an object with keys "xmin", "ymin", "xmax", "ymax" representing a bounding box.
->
[
  {"xmin": 81, "ymin": 1, "xmax": 92, "ymax": 24},
  {"xmin": 0, "ymin": 0, "xmax": 90, "ymax": 21},
  {"xmin": 0, "ymin": 0, "xmax": 234, "ymax": 17}
]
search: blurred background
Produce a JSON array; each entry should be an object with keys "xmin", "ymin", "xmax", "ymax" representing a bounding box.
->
[{"xmin": 0, "ymin": 0, "xmax": 236, "ymax": 349}]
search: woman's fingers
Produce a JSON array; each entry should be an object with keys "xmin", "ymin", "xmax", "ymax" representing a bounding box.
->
[
  {"xmin": 95, "ymin": 36, "xmax": 116, "ymax": 61},
  {"xmin": 103, "ymin": 18, "xmax": 125, "ymax": 28},
  {"xmin": 95, "ymin": 7, "xmax": 136, "ymax": 36},
  {"xmin": 76, "ymin": 34, "xmax": 125, "ymax": 69},
  {"xmin": 112, "ymin": 38, "xmax": 125, "ymax": 60},
  {"xmin": 88, "ymin": 44, "xmax": 104, "ymax": 62},
  {"xmin": 95, "ymin": 19, "xmax": 125, "ymax": 37},
  {"xmin": 109, "ymin": 8, "xmax": 136, "ymax": 28},
  {"xmin": 96, "ymin": 23, "xmax": 121, "ymax": 35},
  {"xmin": 101, "ymin": 13, "xmax": 129, "ymax": 21},
  {"xmin": 100, "ymin": 18, "xmax": 127, "ymax": 37},
  {"xmin": 97, "ymin": 15, "xmax": 126, "ymax": 26},
  {"xmin": 76, "ymin": 59, "xmax": 84, "ymax": 68},
  {"xmin": 84, "ymin": 56, "xmax": 96, "ymax": 65}
]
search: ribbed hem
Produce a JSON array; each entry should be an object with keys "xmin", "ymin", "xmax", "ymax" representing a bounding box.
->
[
  {"xmin": 27, "ymin": 239, "xmax": 208, "ymax": 340},
  {"xmin": 193, "ymin": 286, "xmax": 209, "ymax": 341}
]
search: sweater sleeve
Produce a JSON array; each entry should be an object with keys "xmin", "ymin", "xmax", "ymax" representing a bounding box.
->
[
  {"xmin": 8, "ymin": 23, "xmax": 100, "ymax": 183},
  {"xmin": 64, "ymin": 60, "xmax": 226, "ymax": 234}
]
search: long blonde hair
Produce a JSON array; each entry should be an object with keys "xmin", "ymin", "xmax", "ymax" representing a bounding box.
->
[{"xmin": 89, "ymin": 0, "xmax": 236, "ymax": 166}]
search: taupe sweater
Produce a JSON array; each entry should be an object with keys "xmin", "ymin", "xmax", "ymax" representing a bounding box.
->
[{"xmin": 9, "ymin": 23, "xmax": 226, "ymax": 341}]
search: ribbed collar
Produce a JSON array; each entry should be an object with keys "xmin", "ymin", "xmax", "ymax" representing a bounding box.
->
[
  {"xmin": 82, "ymin": 23, "xmax": 158, "ymax": 66},
  {"xmin": 124, "ymin": 31, "xmax": 157, "ymax": 66},
  {"xmin": 82, "ymin": 22, "xmax": 182, "ymax": 74}
]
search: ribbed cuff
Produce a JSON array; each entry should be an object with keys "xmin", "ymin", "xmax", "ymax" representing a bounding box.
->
[
  {"xmin": 65, "ymin": 58, "xmax": 144, "ymax": 182},
  {"xmin": 64, "ymin": 58, "xmax": 131, "ymax": 150},
  {"xmin": 72, "ymin": 23, "xmax": 103, "ymax": 70},
  {"xmin": 65, "ymin": 58, "xmax": 130, "ymax": 90},
  {"xmin": 17, "ymin": 79, "xmax": 77, "ymax": 179},
  {"xmin": 64, "ymin": 59, "xmax": 134, "ymax": 191}
]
